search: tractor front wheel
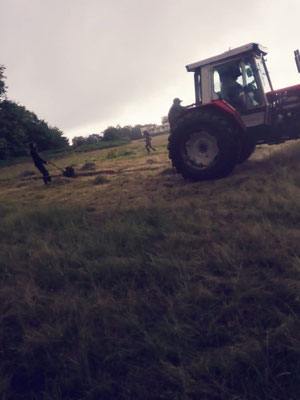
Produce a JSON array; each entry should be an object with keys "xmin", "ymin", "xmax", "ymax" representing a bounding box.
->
[
  {"xmin": 168, "ymin": 112, "xmax": 240, "ymax": 181},
  {"xmin": 238, "ymin": 133, "xmax": 256, "ymax": 163}
]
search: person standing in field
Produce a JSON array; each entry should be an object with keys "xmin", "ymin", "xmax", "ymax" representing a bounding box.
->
[
  {"xmin": 29, "ymin": 143, "xmax": 51, "ymax": 184},
  {"xmin": 168, "ymin": 98, "xmax": 185, "ymax": 130},
  {"xmin": 144, "ymin": 130, "xmax": 156, "ymax": 153}
]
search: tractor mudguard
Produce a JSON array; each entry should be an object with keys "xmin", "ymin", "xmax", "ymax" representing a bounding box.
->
[{"xmin": 174, "ymin": 100, "xmax": 246, "ymax": 136}]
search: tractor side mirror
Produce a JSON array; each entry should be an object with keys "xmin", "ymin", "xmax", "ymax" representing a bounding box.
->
[{"xmin": 295, "ymin": 50, "xmax": 300, "ymax": 73}]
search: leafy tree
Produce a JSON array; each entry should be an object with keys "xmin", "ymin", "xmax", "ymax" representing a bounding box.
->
[
  {"xmin": 102, "ymin": 125, "xmax": 142, "ymax": 141},
  {"xmin": 118, "ymin": 126, "xmax": 132, "ymax": 139},
  {"xmin": 0, "ymin": 137, "xmax": 9, "ymax": 159},
  {"xmin": 0, "ymin": 65, "xmax": 7, "ymax": 101},
  {"xmin": 72, "ymin": 134, "xmax": 102, "ymax": 147},
  {"xmin": 0, "ymin": 65, "xmax": 69, "ymax": 159},
  {"xmin": 129, "ymin": 125, "xmax": 143, "ymax": 140},
  {"xmin": 72, "ymin": 136, "xmax": 86, "ymax": 147},
  {"xmin": 86, "ymin": 133, "xmax": 102, "ymax": 144},
  {"xmin": 118, "ymin": 125, "xmax": 143, "ymax": 140},
  {"xmin": 0, "ymin": 100, "xmax": 69, "ymax": 159},
  {"xmin": 161, "ymin": 115, "xmax": 168, "ymax": 124},
  {"xmin": 102, "ymin": 126, "xmax": 121, "ymax": 141}
]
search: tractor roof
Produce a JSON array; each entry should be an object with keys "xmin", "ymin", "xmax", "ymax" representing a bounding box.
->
[{"xmin": 186, "ymin": 43, "xmax": 268, "ymax": 72}]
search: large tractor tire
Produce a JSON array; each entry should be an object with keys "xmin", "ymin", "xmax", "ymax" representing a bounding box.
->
[
  {"xmin": 168, "ymin": 110, "xmax": 241, "ymax": 181},
  {"xmin": 238, "ymin": 132, "xmax": 256, "ymax": 163}
]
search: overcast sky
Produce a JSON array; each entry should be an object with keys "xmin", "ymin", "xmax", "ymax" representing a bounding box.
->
[{"xmin": 1, "ymin": 0, "xmax": 299, "ymax": 141}]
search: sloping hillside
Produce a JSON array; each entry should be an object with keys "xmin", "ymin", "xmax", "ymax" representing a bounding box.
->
[{"xmin": 0, "ymin": 135, "xmax": 300, "ymax": 400}]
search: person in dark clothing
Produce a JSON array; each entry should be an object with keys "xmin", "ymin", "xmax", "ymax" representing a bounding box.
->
[
  {"xmin": 29, "ymin": 143, "xmax": 51, "ymax": 184},
  {"xmin": 144, "ymin": 130, "xmax": 156, "ymax": 153},
  {"xmin": 168, "ymin": 98, "xmax": 185, "ymax": 130}
]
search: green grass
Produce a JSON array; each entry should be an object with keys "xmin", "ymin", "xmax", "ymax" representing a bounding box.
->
[
  {"xmin": 0, "ymin": 138, "xmax": 131, "ymax": 169},
  {"xmin": 0, "ymin": 137, "xmax": 300, "ymax": 399}
]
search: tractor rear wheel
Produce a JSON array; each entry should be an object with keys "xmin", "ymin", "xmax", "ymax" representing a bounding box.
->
[{"xmin": 168, "ymin": 111, "xmax": 240, "ymax": 181}]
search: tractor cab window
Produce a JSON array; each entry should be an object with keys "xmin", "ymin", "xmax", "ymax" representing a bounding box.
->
[
  {"xmin": 213, "ymin": 61, "xmax": 244, "ymax": 111},
  {"xmin": 213, "ymin": 70, "xmax": 221, "ymax": 94},
  {"xmin": 194, "ymin": 71, "xmax": 202, "ymax": 104},
  {"xmin": 243, "ymin": 60, "xmax": 262, "ymax": 107},
  {"xmin": 213, "ymin": 59, "xmax": 263, "ymax": 110}
]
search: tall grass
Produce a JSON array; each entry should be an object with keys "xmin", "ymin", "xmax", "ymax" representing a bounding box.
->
[{"xmin": 0, "ymin": 139, "xmax": 300, "ymax": 399}]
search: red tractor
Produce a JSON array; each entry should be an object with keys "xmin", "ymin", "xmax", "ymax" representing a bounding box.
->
[{"xmin": 168, "ymin": 43, "xmax": 300, "ymax": 180}]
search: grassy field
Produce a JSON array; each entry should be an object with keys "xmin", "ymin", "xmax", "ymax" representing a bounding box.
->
[
  {"xmin": 0, "ymin": 135, "xmax": 300, "ymax": 400},
  {"xmin": 0, "ymin": 138, "xmax": 131, "ymax": 168}
]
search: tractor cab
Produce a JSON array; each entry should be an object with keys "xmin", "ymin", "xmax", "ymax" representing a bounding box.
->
[{"xmin": 186, "ymin": 43, "xmax": 273, "ymax": 127}]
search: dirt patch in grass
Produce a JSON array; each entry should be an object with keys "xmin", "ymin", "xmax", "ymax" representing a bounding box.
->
[
  {"xmin": 80, "ymin": 162, "xmax": 96, "ymax": 170},
  {"xmin": 92, "ymin": 175, "xmax": 110, "ymax": 185},
  {"xmin": 19, "ymin": 170, "xmax": 36, "ymax": 177},
  {"xmin": 50, "ymin": 177, "xmax": 71, "ymax": 186}
]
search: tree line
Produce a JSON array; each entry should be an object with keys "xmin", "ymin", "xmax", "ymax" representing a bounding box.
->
[
  {"xmin": 72, "ymin": 125, "xmax": 143, "ymax": 147},
  {"xmin": 0, "ymin": 65, "xmax": 68, "ymax": 159}
]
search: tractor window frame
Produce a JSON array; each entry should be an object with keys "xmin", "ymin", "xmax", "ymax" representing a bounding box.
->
[
  {"xmin": 242, "ymin": 58, "xmax": 263, "ymax": 107},
  {"xmin": 255, "ymin": 56, "xmax": 272, "ymax": 93}
]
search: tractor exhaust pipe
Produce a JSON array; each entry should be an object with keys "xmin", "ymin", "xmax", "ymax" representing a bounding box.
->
[{"xmin": 295, "ymin": 50, "xmax": 300, "ymax": 73}]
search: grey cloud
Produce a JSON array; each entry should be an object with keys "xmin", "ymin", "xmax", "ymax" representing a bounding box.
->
[{"xmin": 1, "ymin": 0, "xmax": 299, "ymax": 139}]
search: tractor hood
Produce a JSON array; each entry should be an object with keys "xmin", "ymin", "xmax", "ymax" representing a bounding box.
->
[{"xmin": 266, "ymin": 84, "xmax": 300, "ymax": 102}]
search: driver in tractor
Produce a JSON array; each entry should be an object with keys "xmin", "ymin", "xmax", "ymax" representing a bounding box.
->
[{"xmin": 219, "ymin": 63, "xmax": 245, "ymax": 111}]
